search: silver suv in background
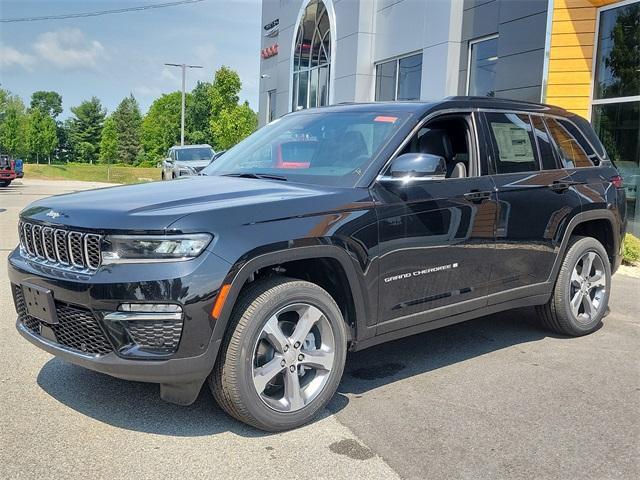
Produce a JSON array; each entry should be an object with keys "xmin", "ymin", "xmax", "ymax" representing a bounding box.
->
[{"xmin": 161, "ymin": 144, "xmax": 215, "ymax": 180}]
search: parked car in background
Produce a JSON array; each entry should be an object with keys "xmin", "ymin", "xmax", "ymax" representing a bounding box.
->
[
  {"xmin": 14, "ymin": 158, "xmax": 24, "ymax": 178},
  {"xmin": 0, "ymin": 154, "xmax": 17, "ymax": 187},
  {"xmin": 161, "ymin": 144, "xmax": 215, "ymax": 180}
]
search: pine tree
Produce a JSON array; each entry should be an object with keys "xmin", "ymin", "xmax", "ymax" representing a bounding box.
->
[
  {"xmin": 69, "ymin": 97, "xmax": 106, "ymax": 164},
  {"xmin": 99, "ymin": 116, "xmax": 118, "ymax": 164},
  {"xmin": 111, "ymin": 94, "xmax": 142, "ymax": 165}
]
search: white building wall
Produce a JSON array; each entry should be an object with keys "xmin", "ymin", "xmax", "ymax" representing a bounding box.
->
[{"xmin": 258, "ymin": 0, "xmax": 463, "ymax": 124}]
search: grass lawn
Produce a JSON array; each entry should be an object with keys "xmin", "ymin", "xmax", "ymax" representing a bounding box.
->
[{"xmin": 24, "ymin": 163, "xmax": 161, "ymax": 184}]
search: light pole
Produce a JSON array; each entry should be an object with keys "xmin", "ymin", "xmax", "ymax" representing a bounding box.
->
[{"xmin": 164, "ymin": 62, "xmax": 203, "ymax": 146}]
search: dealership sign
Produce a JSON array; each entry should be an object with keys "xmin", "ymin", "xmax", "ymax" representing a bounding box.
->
[
  {"xmin": 261, "ymin": 43, "xmax": 279, "ymax": 59},
  {"xmin": 264, "ymin": 18, "xmax": 279, "ymax": 38}
]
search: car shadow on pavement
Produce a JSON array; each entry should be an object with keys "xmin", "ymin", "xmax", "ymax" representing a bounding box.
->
[
  {"xmin": 36, "ymin": 357, "xmax": 350, "ymax": 438},
  {"xmin": 332, "ymin": 307, "xmax": 565, "ymax": 399},
  {"xmin": 36, "ymin": 306, "xmax": 562, "ymax": 436}
]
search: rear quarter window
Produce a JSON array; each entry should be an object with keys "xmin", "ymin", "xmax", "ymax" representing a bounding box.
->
[{"xmin": 545, "ymin": 117, "xmax": 598, "ymax": 168}]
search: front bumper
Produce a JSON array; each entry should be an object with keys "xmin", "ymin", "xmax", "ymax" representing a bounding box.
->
[{"xmin": 8, "ymin": 248, "xmax": 232, "ymax": 404}]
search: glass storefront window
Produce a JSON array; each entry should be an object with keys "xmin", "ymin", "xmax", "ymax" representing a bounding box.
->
[
  {"xmin": 593, "ymin": 2, "xmax": 640, "ymax": 100},
  {"xmin": 292, "ymin": 0, "xmax": 331, "ymax": 111},
  {"xmin": 593, "ymin": 101, "xmax": 640, "ymax": 235},
  {"xmin": 468, "ymin": 35, "xmax": 498, "ymax": 97},
  {"xmin": 375, "ymin": 53, "xmax": 423, "ymax": 101},
  {"xmin": 397, "ymin": 54, "xmax": 422, "ymax": 100},
  {"xmin": 591, "ymin": 1, "xmax": 640, "ymax": 236}
]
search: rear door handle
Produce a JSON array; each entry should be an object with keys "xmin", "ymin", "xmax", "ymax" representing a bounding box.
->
[{"xmin": 463, "ymin": 190, "xmax": 492, "ymax": 202}]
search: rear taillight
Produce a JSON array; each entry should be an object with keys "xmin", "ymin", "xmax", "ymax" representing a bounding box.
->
[{"xmin": 610, "ymin": 175, "xmax": 623, "ymax": 188}]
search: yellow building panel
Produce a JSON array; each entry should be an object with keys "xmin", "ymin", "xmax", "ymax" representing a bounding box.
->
[
  {"xmin": 550, "ymin": 45, "xmax": 594, "ymax": 59},
  {"xmin": 569, "ymin": 110, "xmax": 590, "ymax": 119},
  {"xmin": 549, "ymin": 58, "xmax": 594, "ymax": 71},
  {"xmin": 556, "ymin": 0, "xmax": 594, "ymax": 8},
  {"xmin": 546, "ymin": 84, "xmax": 593, "ymax": 97},
  {"xmin": 546, "ymin": 97, "xmax": 592, "ymax": 110},
  {"xmin": 554, "ymin": 7, "xmax": 597, "ymax": 21},
  {"xmin": 547, "ymin": 71, "xmax": 593, "ymax": 85},
  {"xmin": 550, "ymin": 32, "xmax": 596, "ymax": 46},
  {"xmin": 588, "ymin": 0, "xmax": 621, "ymax": 6},
  {"xmin": 552, "ymin": 19, "xmax": 596, "ymax": 34}
]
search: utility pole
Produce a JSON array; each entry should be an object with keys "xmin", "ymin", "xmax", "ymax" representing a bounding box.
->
[{"xmin": 164, "ymin": 63, "xmax": 203, "ymax": 146}]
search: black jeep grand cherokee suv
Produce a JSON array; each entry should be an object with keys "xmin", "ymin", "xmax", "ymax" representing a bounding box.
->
[{"xmin": 9, "ymin": 98, "xmax": 626, "ymax": 431}]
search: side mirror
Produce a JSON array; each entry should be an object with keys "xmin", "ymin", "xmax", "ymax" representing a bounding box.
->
[{"xmin": 384, "ymin": 153, "xmax": 447, "ymax": 181}]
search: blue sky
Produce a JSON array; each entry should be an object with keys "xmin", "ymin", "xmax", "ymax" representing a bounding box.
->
[{"xmin": 0, "ymin": 0, "xmax": 261, "ymax": 117}]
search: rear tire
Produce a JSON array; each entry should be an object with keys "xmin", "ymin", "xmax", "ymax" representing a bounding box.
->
[
  {"xmin": 0, "ymin": 180, "xmax": 10, "ymax": 187},
  {"xmin": 209, "ymin": 277, "xmax": 347, "ymax": 432},
  {"xmin": 537, "ymin": 236, "xmax": 611, "ymax": 336}
]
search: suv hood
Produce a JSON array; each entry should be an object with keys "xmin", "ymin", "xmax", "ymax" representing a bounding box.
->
[{"xmin": 21, "ymin": 176, "xmax": 362, "ymax": 232}]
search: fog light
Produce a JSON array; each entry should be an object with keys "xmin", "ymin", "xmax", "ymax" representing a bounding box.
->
[{"xmin": 118, "ymin": 303, "xmax": 182, "ymax": 313}]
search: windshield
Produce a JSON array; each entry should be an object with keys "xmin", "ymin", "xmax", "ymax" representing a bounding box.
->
[
  {"xmin": 176, "ymin": 147, "xmax": 214, "ymax": 161},
  {"xmin": 202, "ymin": 111, "xmax": 410, "ymax": 187}
]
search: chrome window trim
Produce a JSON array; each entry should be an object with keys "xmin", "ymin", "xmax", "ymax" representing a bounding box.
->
[{"xmin": 374, "ymin": 106, "xmax": 606, "ymax": 185}]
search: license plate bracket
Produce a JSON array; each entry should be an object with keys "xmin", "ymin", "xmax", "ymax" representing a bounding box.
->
[{"xmin": 21, "ymin": 283, "xmax": 58, "ymax": 325}]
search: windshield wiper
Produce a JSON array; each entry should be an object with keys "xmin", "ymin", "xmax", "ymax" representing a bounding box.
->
[{"xmin": 221, "ymin": 172, "xmax": 288, "ymax": 181}]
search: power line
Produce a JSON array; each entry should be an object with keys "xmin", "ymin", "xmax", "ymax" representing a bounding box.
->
[{"xmin": 0, "ymin": 0, "xmax": 205, "ymax": 23}]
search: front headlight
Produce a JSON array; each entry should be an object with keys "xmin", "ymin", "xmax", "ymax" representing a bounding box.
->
[{"xmin": 101, "ymin": 234, "xmax": 212, "ymax": 264}]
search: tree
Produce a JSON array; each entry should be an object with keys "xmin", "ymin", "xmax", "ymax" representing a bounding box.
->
[
  {"xmin": 69, "ymin": 97, "xmax": 105, "ymax": 163},
  {"xmin": 186, "ymin": 81, "xmax": 213, "ymax": 145},
  {"xmin": 211, "ymin": 102, "xmax": 258, "ymax": 150},
  {"xmin": 603, "ymin": 3, "xmax": 639, "ymax": 98},
  {"xmin": 0, "ymin": 90, "xmax": 28, "ymax": 157},
  {"xmin": 111, "ymin": 94, "xmax": 142, "ymax": 164},
  {"xmin": 30, "ymin": 91, "xmax": 63, "ymax": 119},
  {"xmin": 99, "ymin": 116, "xmax": 118, "ymax": 164},
  {"xmin": 209, "ymin": 66, "xmax": 257, "ymax": 150},
  {"xmin": 142, "ymin": 91, "xmax": 184, "ymax": 160}
]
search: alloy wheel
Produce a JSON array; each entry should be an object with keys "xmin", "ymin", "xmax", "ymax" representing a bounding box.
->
[
  {"xmin": 252, "ymin": 303, "xmax": 336, "ymax": 412},
  {"xmin": 569, "ymin": 250, "xmax": 607, "ymax": 324}
]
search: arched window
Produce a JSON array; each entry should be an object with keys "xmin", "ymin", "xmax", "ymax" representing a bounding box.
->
[{"xmin": 292, "ymin": 0, "xmax": 331, "ymax": 111}]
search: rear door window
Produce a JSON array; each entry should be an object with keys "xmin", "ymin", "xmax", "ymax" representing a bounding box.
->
[
  {"xmin": 485, "ymin": 112, "xmax": 539, "ymax": 174},
  {"xmin": 531, "ymin": 115, "xmax": 559, "ymax": 170},
  {"xmin": 544, "ymin": 117, "xmax": 596, "ymax": 168}
]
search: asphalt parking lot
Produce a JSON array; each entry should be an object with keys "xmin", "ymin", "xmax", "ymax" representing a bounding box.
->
[{"xmin": 1, "ymin": 179, "xmax": 639, "ymax": 479}]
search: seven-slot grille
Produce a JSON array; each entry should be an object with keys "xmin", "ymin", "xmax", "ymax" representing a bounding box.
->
[{"xmin": 19, "ymin": 221, "xmax": 102, "ymax": 271}]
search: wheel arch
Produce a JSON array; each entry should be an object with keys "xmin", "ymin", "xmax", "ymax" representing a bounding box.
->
[
  {"xmin": 207, "ymin": 245, "xmax": 371, "ymax": 368},
  {"xmin": 553, "ymin": 209, "xmax": 621, "ymax": 280}
]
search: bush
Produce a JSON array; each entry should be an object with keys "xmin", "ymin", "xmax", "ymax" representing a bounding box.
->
[{"xmin": 623, "ymin": 234, "xmax": 640, "ymax": 266}]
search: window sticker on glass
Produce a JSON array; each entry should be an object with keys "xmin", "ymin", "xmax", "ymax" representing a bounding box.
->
[
  {"xmin": 490, "ymin": 123, "xmax": 535, "ymax": 163},
  {"xmin": 374, "ymin": 116, "xmax": 398, "ymax": 123}
]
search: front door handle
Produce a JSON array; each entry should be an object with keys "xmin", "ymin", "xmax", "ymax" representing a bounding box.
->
[
  {"xmin": 548, "ymin": 181, "xmax": 578, "ymax": 192},
  {"xmin": 463, "ymin": 190, "xmax": 492, "ymax": 203}
]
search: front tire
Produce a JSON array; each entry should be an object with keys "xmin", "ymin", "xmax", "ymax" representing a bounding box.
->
[
  {"xmin": 537, "ymin": 236, "xmax": 611, "ymax": 336},
  {"xmin": 209, "ymin": 277, "xmax": 347, "ymax": 431}
]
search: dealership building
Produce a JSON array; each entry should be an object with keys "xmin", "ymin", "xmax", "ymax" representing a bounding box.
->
[{"xmin": 258, "ymin": 0, "xmax": 639, "ymax": 234}]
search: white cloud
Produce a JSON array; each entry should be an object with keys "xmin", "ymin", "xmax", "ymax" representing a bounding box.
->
[
  {"xmin": 34, "ymin": 28, "xmax": 105, "ymax": 69},
  {"xmin": 0, "ymin": 44, "xmax": 36, "ymax": 70},
  {"xmin": 134, "ymin": 85, "xmax": 162, "ymax": 97}
]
